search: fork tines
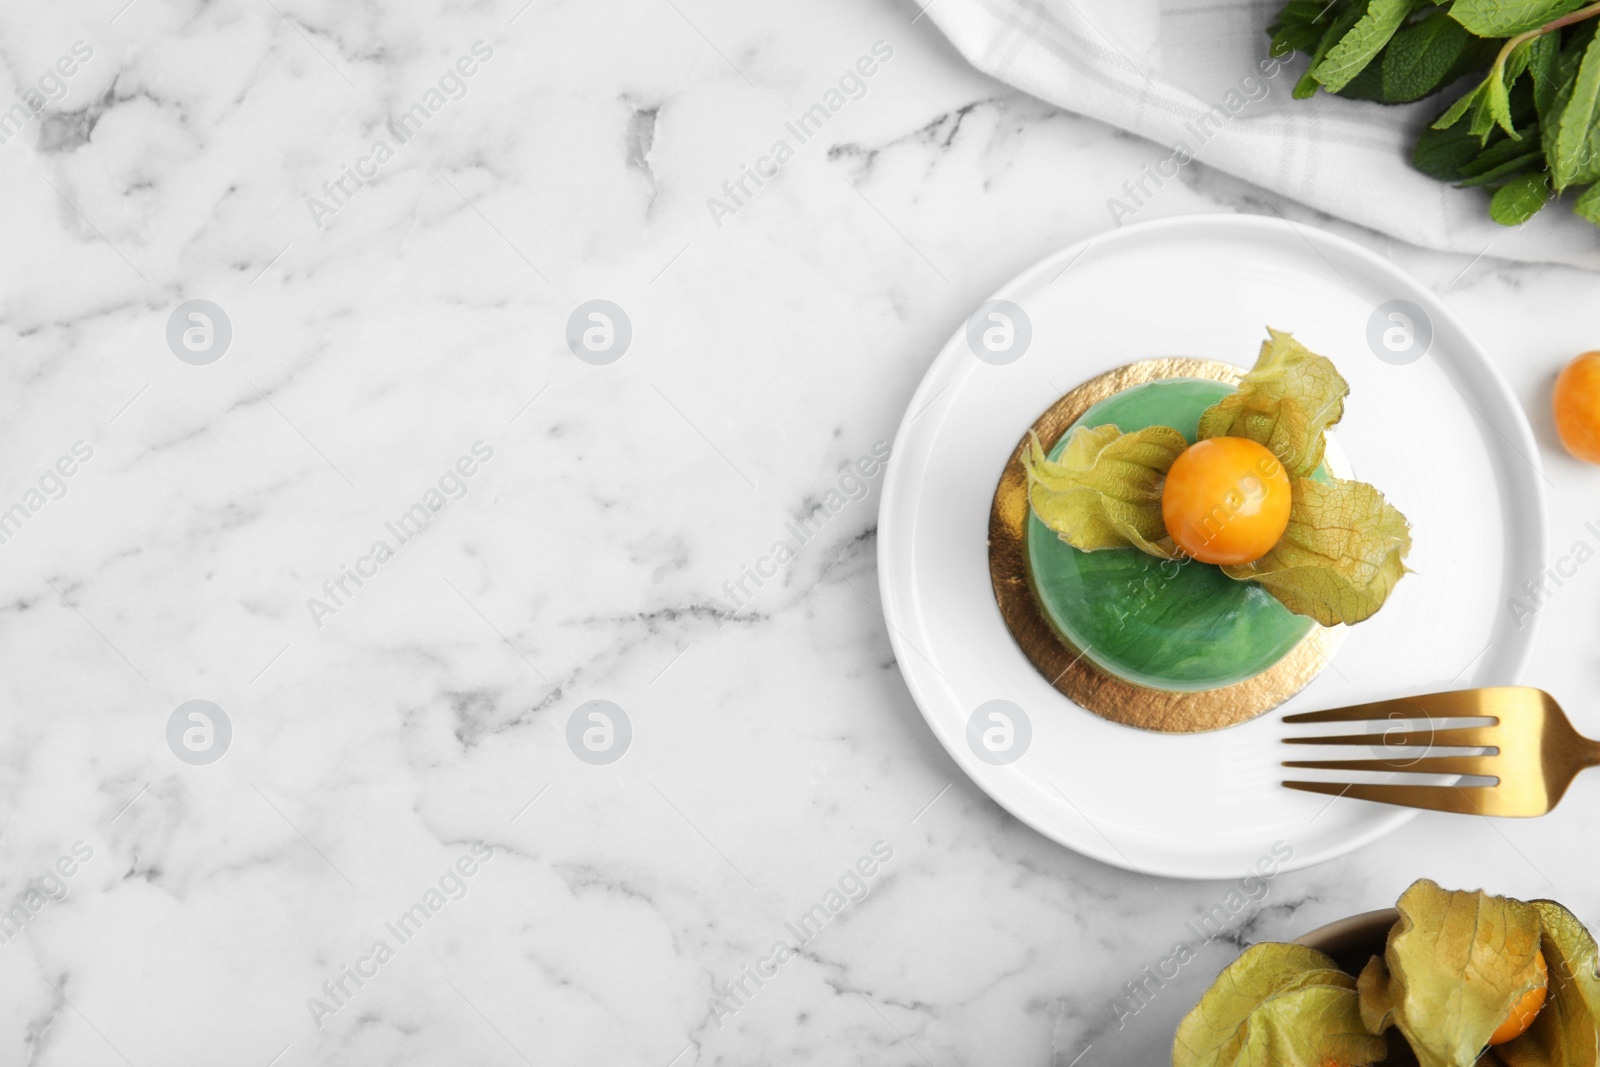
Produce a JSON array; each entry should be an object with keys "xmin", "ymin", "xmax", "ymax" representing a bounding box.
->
[
  {"xmin": 1280, "ymin": 695, "xmax": 1506, "ymax": 814},
  {"xmin": 1274, "ymin": 687, "xmax": 1572, "ymax": 817},
  {"xmin": 1278, "ymin": 780, "xmax": 1507, "ymax": 815}
]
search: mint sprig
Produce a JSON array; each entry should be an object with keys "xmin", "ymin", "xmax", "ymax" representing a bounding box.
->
[{"xmin": 1273, "ymin": 0, "xmax": 1600, "ymax": 229}]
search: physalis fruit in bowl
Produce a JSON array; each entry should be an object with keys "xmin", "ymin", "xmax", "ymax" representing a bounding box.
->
[
  {"xmin": 1173, "ymin": 880, "xmax": 1597, "ymax": 1067},
  {"xmin": 1024, "ymin": 329, "xmax": 1412, "ymax": 626}
]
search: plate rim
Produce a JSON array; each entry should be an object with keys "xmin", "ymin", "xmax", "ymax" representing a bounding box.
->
[{"xmin": 876, "ymin": 212, "xmax": 1548, "ymax": 880}]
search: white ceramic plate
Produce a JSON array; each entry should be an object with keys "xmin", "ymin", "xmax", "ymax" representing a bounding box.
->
[{"xmin": 878, "ymin": 214, "xmax": 1546, "ymax": 880}]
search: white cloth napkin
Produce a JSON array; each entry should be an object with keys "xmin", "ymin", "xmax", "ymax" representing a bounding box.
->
[{"xmin": 925, "ymin": 0, "xmax": 1600, "ymax": 270}]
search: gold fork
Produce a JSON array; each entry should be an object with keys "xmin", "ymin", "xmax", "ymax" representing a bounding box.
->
[{"xmin": 1280, "ymin": 687, "xmax": 1600, "ymax": 817}]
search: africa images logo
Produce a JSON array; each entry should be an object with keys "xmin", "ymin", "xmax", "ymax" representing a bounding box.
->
[
  {"xmin": 705, "ymin": 41, "xmax": 895, "ymax": 228},
  {"xmin": 305, "ymin": 41, "xmax": 495, "ymax": 229},
  {"xmin": 305, "ymin": 842, "xmax": 495, "ymax": 1028},
  {"xmin": 0, "ymin": 40, "xmax": 94, "ymax": 148},
  {"xmin": 706, "ymin": 840, "xmax": 894, "ymax": 1028},
  {"xmin": 306, "ymin": 441, "xmax": 494, "ymax": 628}
]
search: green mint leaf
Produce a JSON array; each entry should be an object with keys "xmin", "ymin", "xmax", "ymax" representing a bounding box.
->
[
  {"xmin": 1569, "ymin": 129, "xmax": 1600, "ymax": 183},
  {"xmin": 1540, "ymin": 34, "xmax": 1587, "ymax": 181},
  {"xmin": 1487, "ymin": 63, "xmax": 1520, "ymax": 136},
  {"xmin": 1271, "ymin": 0, "xmax": 1346, "ymax": 57},
  {"xmin": 1334, "ymin": 57, "xmax": 1397, "ymax": 100},
  {"xmin": 1505, "ymin": 37, "xmax": 1534, "ymax": 85},
  {"xmin": 1448, "ymin": 0, "xmax": 1588, "ymax": 36},
  {"xmin": 1488, "ymin": 171, "xmax": 1554, "ymax": 222},
  {"xmin": 1555, "ymin": 27, "xmax": 1600, "ymax": 187},
  {"xmin": 1457, "ymin": 35, "xmax": 1512, "ymax": 82},
  {"xmin": 1575, "ymin": 182, "xmax": 1600, "ymax": 222},
  {"xmin": 1530, "ymin": 30, "xmax": 1563, "ymax": 120},
  {"xmin": 1470, "ymin": 82, "xmax": 1501, "ymax": 137},
  {"xmin": 1434, "ymin": 81, "xmax": 1488, "ymax": 128},
  {"xmin": 1383, "ymin": 11, "xmax": 1477, "ymax": 102},
  {"xmin": 1567, "ymin": 13, "xmax": 1600, "ymax": 59},
  {"xmin": 1543, "ymin": 81, "xmax": 1575, "ymax": 182},
  {"xmin": 1414, "ymin": 120, "xmax": 1489, "ymax": 178},
  {"xmin": 1297, "ymin": 1, "xmax": 1371, "ymax": 97},
  {"xmin": 1459, "ymin": 124, "xmax": 1543, "ymax": 173},
  {"xmin": 1457, "ymin": 147, "xmax": 1545, "ymax": 183},
  {"xmin": 1509, "ymin": 65, "xmax": 1540, "ymax": 124},
  {"xmin": 1453, "ymin": 124, "xmax": 1546, "ymax": 186},
  {"xmin": 1314, "ymin": 0, "xmax": 1422, "ymax": 93}
]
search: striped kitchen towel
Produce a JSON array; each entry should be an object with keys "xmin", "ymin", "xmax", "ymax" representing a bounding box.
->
[{"xmin": 925, "ymin": 0, "xmax": 1600, "ymax": 269}]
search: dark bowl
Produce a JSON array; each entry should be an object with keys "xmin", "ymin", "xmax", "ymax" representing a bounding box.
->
[{"xmin": 1292, "ymin": 907, "xmax": 1398, "ymax": 973}]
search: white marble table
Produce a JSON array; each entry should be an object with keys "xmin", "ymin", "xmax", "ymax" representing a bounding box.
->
[{"xmin": 1, "ymin": 2, "xmax": 1598, "ymax": 1065}]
